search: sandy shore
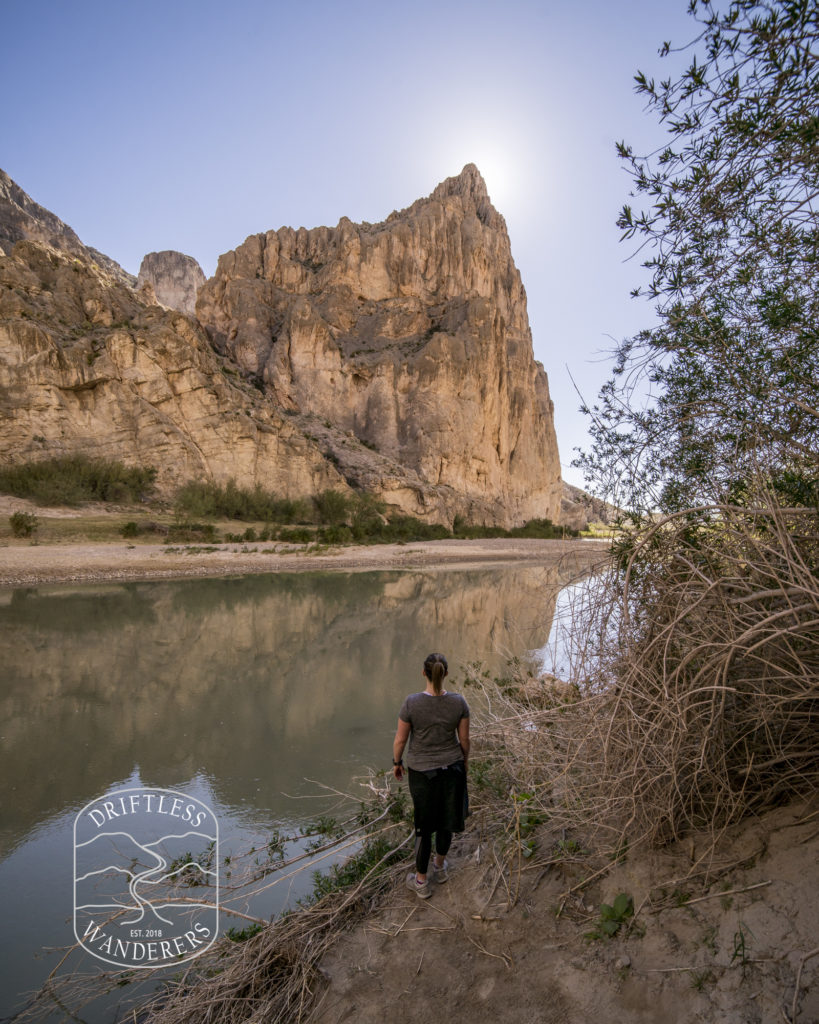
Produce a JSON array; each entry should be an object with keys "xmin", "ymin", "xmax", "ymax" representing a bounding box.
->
[{"xmin": 0, "ymin": 537, "xmax": 610, "ymax": 588}]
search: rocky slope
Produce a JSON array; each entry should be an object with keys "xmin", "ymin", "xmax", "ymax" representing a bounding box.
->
[
  {"xmin": 0, "ymin": 240, "xmax": 342, "ymax": 496},
  {"xmin": 137, "ymin": 250, "xmax": 206, "ymax": 315},
  {"xmin": 0, "ymin": 169, "xmax": 136, "ymax": 288},
  {"xmin": 561, "ymin": 480, "xmax": 618, "ymax": 531},
  {"xmin": 0, "ymin": 166, "xmax": 563, "ymax": 525},
  {"xmin": 197, "ymin": 165, "xmax": 562, "ymax": 526}
]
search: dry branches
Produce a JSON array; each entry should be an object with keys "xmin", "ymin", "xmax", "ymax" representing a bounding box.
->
[{"xmin": 471, "ymin": 494, "xmax": 819, "ymax": 860}]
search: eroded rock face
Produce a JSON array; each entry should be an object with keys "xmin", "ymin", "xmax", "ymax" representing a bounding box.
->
[
  {"xmin": 0, "ymin": 168, "xmax": 136, "ymax": 288},
  {"xmin": 0, "ymin": 240, "xmax": 343, "ymax": 497},
  {"xmin": 137, "ymin": 250, "xmax": 206, "ymax": 315},
  {"xmin": 561, "ymin": 481, "xmax": 617, "ymax": 532},
  {"xmin": 0, "ymin": 166, "xmax": 564, "ymax": 525},
  {"xmin": 196, "ymin": 164, "xmax": 562, "ymax": 527}
]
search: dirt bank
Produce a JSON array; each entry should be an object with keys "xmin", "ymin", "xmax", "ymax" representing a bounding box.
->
[{"xmin": 314, "ymin": 799, "xmax": 819, "ymax": 1024}]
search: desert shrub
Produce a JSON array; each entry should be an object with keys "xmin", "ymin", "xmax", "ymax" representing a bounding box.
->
[
  {"xmin": 452, "ymin": 521, "xmax": 507, "ymax": 539},
  {"xmin": 9, "ymin": 511, "xmax": 38, "ymax": 538},
  {"xmin": 318, "ymin": 524, "xmax": 353, "ymax": 544},
  {"xmin": 451, "ymin": 517, "xmax": 578, "ymax": 540},
  {"xmin": 379, "ymin": 516, "xmax": 450, "ymax": 542},
  {"xmin": 578, "ymin": 496, "xmax": 819, "ymax": 845},
  {"xmin": 278, "ymin": 527, "xmax": 313, "ymax": 544},
  {"xmin": 174, "ymin": 480, "xmax": 309, "ymax": 523},
  {"xmin": 120, "ymin": 521, "xmax": 139, "ymax": 538},
  {"xmin": 312, "ymin": 489, "xmax": 350, "ymax": 525},
  {"xmin": 0, "ymin": 457, "xmax": 156, "ymax": 505},
  {"xmin": 476, "ymin": 490, "xmax": 819, "ymax": 856},
  {"xmin": 509, "ymin": 518, "xmax": 578, "ymax": 539},
  {"xmin": 166, "ymin": 522, "xmax": 219, "ymax": 543}
]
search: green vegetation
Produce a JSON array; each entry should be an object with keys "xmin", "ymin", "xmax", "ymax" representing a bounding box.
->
[
  {"xmin": 174, "ymin": 480, "xmax": 309, "ymax": 523},
  {"xmin": 170, "ymin": 480, "xmax": 576, "ymax": 547},
  {"xmin": 306, "ymin": 834, "xmax": 402, "ymax": 903},
  {"xmin": 0, "ymin": 456, "xmax": 156, "ymax": 505},
  {"xmin": 582, "ymin": 0, "xmax": 819, "ymax": 516},
  {"xmin": 452, "ymin": 514, "xmax": 578, "ymax": 539},
  {"xmin": 225, "ymin": 924, "xmax": 264, "ymax": 943},
  {"xmin": 9, "ymin": 511, "xmax": 38, "ymax": 538},
  {"xmin": 166, "ymin": 521, "xmax": 219, "ymax": 543},
  {"xmin": 585, "ymin": 893, "xmax": 634, "ymax": 940},
  {"xmin": 566, "ymin": 0, "xmax": 819, "ymax": 846},
  {"xmin": 166, "ymin": 843, "xmax": 215, "ymax": 886}
]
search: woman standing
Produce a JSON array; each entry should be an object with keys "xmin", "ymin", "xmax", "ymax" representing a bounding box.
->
[{"xmin": 392, "ymin": 652, "xmax": 470, "ymax": 899}]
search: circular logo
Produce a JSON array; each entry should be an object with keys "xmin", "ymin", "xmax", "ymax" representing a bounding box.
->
[{"xmin": 73, "ymin": 787, "xmax": 219, "ymax": 969}]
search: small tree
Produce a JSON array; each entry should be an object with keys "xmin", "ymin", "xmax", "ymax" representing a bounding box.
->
[
  {"xmin": 312, "ymin": 489, "xmax": 350, "ymax": 526},
  {"xmin": 567, "ymin": 0, "xmax": 819, "ymax": 845},
  {"xmin": 580, "ymin": 0, "xmax": 819, "ymax": 513}
]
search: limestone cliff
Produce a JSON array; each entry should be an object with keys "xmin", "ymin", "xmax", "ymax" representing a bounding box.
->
[
  {"xmin": 196, "ymin": 164, "xmax": 562, "ymax": 526},
  {"xmin": 0, "ymin": 166, "xmax": 563, "ymax": 525},
  {"xmin": 0, "ymin": 240, "xmax": 343, "ymax": 496},
  {"xmin": 137, "ymin": 250, "xmax": 206, "ymax": 315},
  {"xmin": 0, "ymin": 168, "xmax": 136, "ymax": 289}
]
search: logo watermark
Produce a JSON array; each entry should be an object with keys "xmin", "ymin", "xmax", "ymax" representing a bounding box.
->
[{"xmin": 74, "ymin": 787, "xmax": 219, "ymax": 969}]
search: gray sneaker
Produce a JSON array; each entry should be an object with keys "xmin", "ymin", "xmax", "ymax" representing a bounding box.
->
[
  {"xmin": 433, "ymin": 859, "xmax": 449, "ymax": 883},
  {"xmin": 406, "ymin": 871, "xmax": 432, "ymax": 899}
]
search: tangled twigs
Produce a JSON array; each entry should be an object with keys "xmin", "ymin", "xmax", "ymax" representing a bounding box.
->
[{"xmin": 470, "ymin": 490, "xmax": 819, "ymax": 863}]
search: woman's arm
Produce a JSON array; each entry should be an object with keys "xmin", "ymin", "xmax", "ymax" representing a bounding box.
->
[
  {"xmin": 458, "ymin": 716, "xmax": 470, "ymax": 769},
  {"xmin": 392, "ymin": 719, "xmax": 411, "ymax": 779}
]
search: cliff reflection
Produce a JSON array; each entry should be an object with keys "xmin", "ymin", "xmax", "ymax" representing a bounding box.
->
[{"xmin": 0, "ymin": 561, "xmax": 585, "ymax": 854}]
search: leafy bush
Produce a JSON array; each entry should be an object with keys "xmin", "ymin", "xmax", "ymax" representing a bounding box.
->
[
  {"xmin": 167, "ymin": 522, "xmax": 219, "ymax": 543},
  {"xmin": 10, "ymin": 511, "xmax": 38, "ymax": 538},
  {"xmin": 0, "ymin": 457, "xmax": 156, "ymax": 505},
  {"xmin": 278, "ymin": 527, "xmax": 313, "ymax": 544},
  {"xmin": 312, "ymin": 489, "xmax": 350, "ymax": 525},
  {"xmin": 120, "ymin": 521, "xmax": 139, "ymax": 538},
  {"xmin": 452, "ymin": 516, "xmax": 578, "ymax": 540},
  {"xmin": 509, "ymin": 518, "xmax": 578, "ymax": 539},
  {"xmin": 379, "ymin": 516, "xmax": 450, "ymax": 542},
  {"xmin": 174, "ymin": 480, "xmax": 309, "ymax": 523},
  {"xmin": 318, "ymin": 524, "xmax": 354, "ymax": 544}
]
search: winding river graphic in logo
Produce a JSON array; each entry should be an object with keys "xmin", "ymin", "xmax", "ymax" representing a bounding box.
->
[{"xmin": 73, "ymin": 787, "xmax": 219, "ymax": 968}]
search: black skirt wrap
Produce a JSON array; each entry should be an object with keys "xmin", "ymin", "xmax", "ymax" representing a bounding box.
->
[{"xmin": 407, "ymin": 759, "xmax": 466, "ymax": 835}]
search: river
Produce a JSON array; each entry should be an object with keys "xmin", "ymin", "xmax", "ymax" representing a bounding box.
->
[{"xmin": 0, "ymin": 557, "xmax": 591, "ymax": 1020}]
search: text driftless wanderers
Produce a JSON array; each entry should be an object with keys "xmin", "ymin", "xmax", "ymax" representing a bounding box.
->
[
  {"xmin": 85, "ymin": 792, "xmax": 209, "ymax": 829},
  {"xmin": 80, "ymin": 920, "xmax": 212, "ymax": 964}
]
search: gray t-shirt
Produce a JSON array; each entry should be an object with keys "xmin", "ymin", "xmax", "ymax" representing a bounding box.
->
[{"xmin": 398, "ymin": 691, "xmax": 469, "ymax": 771}]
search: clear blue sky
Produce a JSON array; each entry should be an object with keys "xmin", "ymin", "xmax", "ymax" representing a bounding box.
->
[{"xmin": 1, "ymin": 0, "xmax": 697, "ymax": 488}]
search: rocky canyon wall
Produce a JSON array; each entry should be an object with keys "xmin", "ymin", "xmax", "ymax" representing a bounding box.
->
[
  {"xmin": 197, "ymin": 165, "xmax": 562, "ymax": 526},
  {"xmin": 0, "ymin": 241, "xmax": 342, "ymax": 497},
  {"xmin": 0, "ymin": 166, "xmax": 563, "ymax": 525}
]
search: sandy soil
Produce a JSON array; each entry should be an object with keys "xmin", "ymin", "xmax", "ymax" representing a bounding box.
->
[
  {"xmin": 313, "ymin": 799, "xmax": 819, "ymax": 1024},
  {"xmin": 0, "ymin": 536, "xmax": 609, "ymax": 588}
]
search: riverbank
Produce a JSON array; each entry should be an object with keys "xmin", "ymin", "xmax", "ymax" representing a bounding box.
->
[
  {"xmin": 0, "ymin": 536, "xmax": 609, "ymax": 588},
  {"xmin": 312, "ymin": 797, "xmax": 819, "ymax": 1024}
]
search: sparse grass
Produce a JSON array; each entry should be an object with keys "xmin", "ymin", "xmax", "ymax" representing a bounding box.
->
[{"xmin": 690, "ymin": 969, "xmax": 716, "ymax": 992}]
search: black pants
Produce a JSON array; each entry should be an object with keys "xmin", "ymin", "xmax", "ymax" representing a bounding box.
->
[{"xmin": 407, "ymin": 761, "xmax": 465, "ymax": 875}]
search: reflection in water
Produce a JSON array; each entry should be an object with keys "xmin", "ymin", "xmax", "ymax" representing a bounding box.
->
[{"xmin": 0, "ymin": 557, "xmax": 593, "ymax": 1016}]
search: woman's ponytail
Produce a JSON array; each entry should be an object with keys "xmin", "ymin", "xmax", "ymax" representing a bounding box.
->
[{"xmin": 423, "ymin": 652, "xmax": 448, "ymax": 695}]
